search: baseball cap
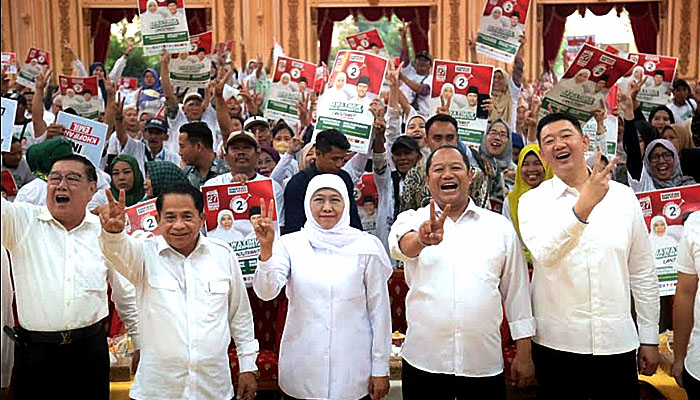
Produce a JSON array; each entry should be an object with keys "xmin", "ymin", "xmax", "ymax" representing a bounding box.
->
[
  {"xmin": 243, "ymin": 116, "xmax": 270, "ymax": 130},
  {"xmin": 415, "ymin": 51, "xmax": 433, "ymax": 62},
  {"xmin": 673, "ymin": 78, "xmax": 690, "ymax": 90},
  {"xmin": 226, "ymin": 130, "xmax": 258, "ymax": 147},
  {"xmin": 183, "ymin": 92, "xmax": 203, "ymax": 105},
  {"xmin": 391, "ymin": 136, "xmax": 420, "ymax": 153},
  {"xmin": 144, "ymin": 118, "xmax": 168, "ymax": 133}
]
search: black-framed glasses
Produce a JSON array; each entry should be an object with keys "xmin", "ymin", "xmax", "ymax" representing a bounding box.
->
[
  {"xmin": 47, "ymin": 172, "xmax": 85, "ymax": 186},
  {"xmin": 648, "ymin": 152, "xmax": 674, "ymax": 163}
]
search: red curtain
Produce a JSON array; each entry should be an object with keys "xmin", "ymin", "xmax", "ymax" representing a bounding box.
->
[
  {"xmin": 317, "ymin": 6, "xmax": 430, "ymax": 65},
  {"xmin": 541, "ymin": 2, "xmax": 659, "ymax": 72},
  {"xmin": 90, "ymin": 8, "xmax": 207, "ymax": 64}
]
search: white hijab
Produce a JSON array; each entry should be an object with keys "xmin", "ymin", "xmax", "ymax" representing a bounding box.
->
[
  {"xmin": 301, "ymin": 175, "xmax": 391, "ymax": 265},
  {"xmin": 210, "ymin": 209, "xmax": 245, "ymax": 243},
  {"xmin": 649, "ymin": 215, "xmax": 676, "ymax": 249}
]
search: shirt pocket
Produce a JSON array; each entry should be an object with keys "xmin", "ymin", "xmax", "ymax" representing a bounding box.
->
[
  {"xmin": 146, "ymin": 273, "xmax": 180, "ymax": 292},
  {"xmin": 206, "ymin": 280, "xmax": 230, "ymax": 295},
  {"xmin": 76, "ymin": 256, "xmax": 108, "ymax": 295}
]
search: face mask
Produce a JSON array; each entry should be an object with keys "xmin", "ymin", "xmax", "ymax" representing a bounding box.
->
[{"xmin": 273, "ymin": 140, "xmax": 290, "ymax": 154}]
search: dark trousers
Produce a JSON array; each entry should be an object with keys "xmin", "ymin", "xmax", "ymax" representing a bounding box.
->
[
  {"xmin": 12, "ymin": 329, "xmax": 109, "ymax": 399},
  {"xmin": 532, "ymin": 342, "xmax": 639, "ymax": 400},
  {"xmin": 401, "ymin": 359, "xmax": 506, "ymax": 400},
  {"xmin": 283, "ymin": 394, "xmax": 371, "ymax": 400},
  {"xmin": 684, "ymin": 367, "xmax": 700, "ymax": 400}
]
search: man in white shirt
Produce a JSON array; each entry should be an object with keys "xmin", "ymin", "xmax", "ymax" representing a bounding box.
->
[
  {"xmin": 518, "ymin": 112, "xmax": 660, "ymax": 400},
  {"xmin": 204, "ymin": 130, "xmax": 285, "ymax": 227},
  {"xmin": 99, "ymin": 182, "xmax": 259, "ymax": 400},
  {"xmin": 672, "ymin": 211, "xmax": 700, "ymax": 398},
  {"xmin": 390, "ymin": 145, "xmax": 535, "ymax": 399},
  {"xmin": 1, "ymin": 154, "xmax": 139, "ymax": 399},
  {"xmin": 107, "ymin": 117, "xmax": 181, "ymax": 177},
  {"xmin": 668, "ymin": 78, "xmax": 697, "ymax": 124},
  {"xmin": 398, "ymin": 22, "xmax": 432, "ymax": 117}
]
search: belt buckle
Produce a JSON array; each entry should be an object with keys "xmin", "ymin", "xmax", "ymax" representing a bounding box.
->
[{"xmin": 60, "ymin": 331, "xmax": 72, "ymax": 345}]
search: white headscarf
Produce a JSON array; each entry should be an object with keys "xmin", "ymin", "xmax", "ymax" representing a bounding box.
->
[
  {"xmin": 209, "ymin": 209, "xmax": 245, "ymax": 243},
  {"xmin": 302, "ymin": 175, "xmax": 391, "ymax": 264},
  {"xmin": 649, "ymin": 215, "xmax": 676, "ymax": 249}
]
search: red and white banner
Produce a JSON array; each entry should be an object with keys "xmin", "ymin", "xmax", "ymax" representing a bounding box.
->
[{"xmin": 124, "ymin": 199, "xmax": 160, "ymax": 237}]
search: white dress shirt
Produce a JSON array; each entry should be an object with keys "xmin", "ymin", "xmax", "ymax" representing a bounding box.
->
[
  {"xmin": 0, "ymin": 198, "xmax": 139, "ymax": 343},
  {"xmin": 518, "ymin": 176, "xmax": 660, "ymax": 355},
  {"xmin": 204, "ymin": 173, "xmax": 286, "ymax": 227},
  {"xmin": 253, "ymin": 231, "xmax": 392, "ymax": 400},
  {"xmin": 99, "ymin": 232, "xmax": 259, "ymax": 400},
  {"xmin": 389, "ymin": 200, "xmax": 535, "ymax": 377},
  {"xmin": 675, "ymin": 212, "xmax": 700, "ymax": 379}
]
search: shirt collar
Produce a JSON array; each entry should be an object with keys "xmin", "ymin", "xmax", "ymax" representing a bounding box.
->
[
  {"xmin": 435, "ymin": 199, "xmax": 480, "ymax": 225},
  {"xmin": 155, "ymin": 233, "xmax": 207, "ymax": 258},
  {"xmin": 36, "ymin": 206, "xmax": 100, "ymax": 229}
]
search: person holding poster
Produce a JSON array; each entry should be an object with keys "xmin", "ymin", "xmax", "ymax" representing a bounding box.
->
[
  {"xmin": 519, "ymin": 113, "xmax": 660, "ymax": 399},
  {"xmin": 99, "ymin": 183, "xmax": 259, "ymax": 400},
  {"xmin": 2, "ymin": 154, "xmax": 139, "ymax": 399},
  {"xmin": 59, "ymin": 75, "xmax": 103, "ymax": 120},
  {"xmin": 398, "ymin": 22, "xmax": 433, "ymax": 117},
  {"xmin": 253, "ymin": 174, "xmax": 392, "ymax": 400},
  {"xmin": 476, "ymin": 0, "xmax": 530, "ymax": 63},
  {"xmin": 264, "ymin": 56, "xmax": 316, "ymax": 124},
  {"xmin": 315, "ymin": 50, "xmax": 388, "ymax": 154},
  {"xmin": 139, "ymin": 0, "xmax": 190, "ymax": 56},
  {"xmin": 542, "ymin": 44, "xmax": 634, "ymax": 123},
  {"xmin": 672, "ymin": 211, "xmax": 700, "ymax": 398},
  {"xmin": 624, "ymin": 53, "xmax": 678, "ymax": 117}
]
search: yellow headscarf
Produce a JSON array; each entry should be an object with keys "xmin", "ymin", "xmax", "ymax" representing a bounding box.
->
[{"xmin": 508, "ymin": 143, "xmax": 554, "ymax": 260}]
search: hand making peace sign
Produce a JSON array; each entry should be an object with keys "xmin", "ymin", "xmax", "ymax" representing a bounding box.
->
[
  {"xmin": 100, "ymin": 189, "xmax": 127, "ymax": 234},
  {"xmin": 418, "ymin": 200, "xmax": 451, "ymax": 246}
]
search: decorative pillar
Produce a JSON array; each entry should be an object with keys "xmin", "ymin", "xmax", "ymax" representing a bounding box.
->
[{"xmin": 287, "ymin": 0, "xmax": 300, "ymax": 58}]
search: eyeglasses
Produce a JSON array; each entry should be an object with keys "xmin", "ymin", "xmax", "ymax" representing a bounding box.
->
[
  {"xmin": 648, "ymin": 152, "xmax": 674, "ymax": 163},
  {"xmin": 487, "ymin": 130, "xmax": 509, "ymax": 139},
  {"xmin": 47, "ymin": 172, "xmax": 85, "ymax": 186}
]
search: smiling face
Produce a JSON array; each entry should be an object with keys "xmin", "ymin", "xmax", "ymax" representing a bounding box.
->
[
  {"xmin": 651, "ymin": 110, "xmax": 672, "ymax": 133},
  {"xmin": 467, "ymin": 93, "xmax": 478, "ymax": 107},
  {"xmin": 426, "ymin": 148, "xmax": 473, "ymax": 213},
  {"xmin": 406, "ymin": 117, "xmax": 426, "ymax": 147},
  {"xmin": 183, "ymin": 99, "xmax": 203, "ymax": 120},
  {"xmin": 226, "ymin": 139, "xmax": 258, "ymax": 174},
  {"xmin": 520, "ymin": 152, "xmax": 546, "ymax": 187},
  {"xmin": 272, "ymin": 127, "xmax": 292, "ymax": 153},
  {"xmin": 539, "ymin": 120, "xmax": 589, "ymax": 177},
  {"xmin": 157, "ymin": 194, "xmax": 203, "ymax": 256},
  {"xmin": 653, "ymin": 219, "xmax": 667, "ymax": 236},
  {"xmin": 220, "ymin": 213, "xmax": 233, "ymax": 230},
  {"xmin": 310, "ymin": 188, "xmax": 344, "ymax": 229},
  {"xmin": 426, "ymin": 120, "xmax": 458, "ymax": 152},
  {"xmin": 486, "ymin": 122, "xmax": 509, "ymax": 157},
  {"xmin": 654, "ymin": 74, "xmax": 664, "ymax": 86},
  {"xmin": 357, "ymin": 82, "xmax": 369, "ymax": 98},
  {"xmin": 334, "ymin": 73, "xmax": 346, "ymax": 90},
  {"xmin": 47, "ymin": 160, "xmax": 97, "ymax": 226},
  {"xmin": 392, "ymin": 147, "xmax": 421, "ymax": 174},
  {"xmin": 648, "ymin": 144, "xmax": 675, "ymax": 181},
  {"xmin": 256, "ymin": 151, "xmax": 276, "ymax": 177},
  {"xmin": 111, "ymin": 161, "xmax": 135, "ymax": 192},
  {"xmin": 492, "ymin": 8, "xmax": 503, "ymax": 19},
  {"xmin": 168, "ymin": 3, "xmax": 178, "ymax": 15},
  {"xmin": 510, "ymin": 15, "xmax": 519, "ymax": 27},
  {"xmin": 281, "ymin": 74, "xmax": 290, "ymax": 85},
  {"xmin": 575, "ymin": 71, "xmax": 589, "ymax": 84}
]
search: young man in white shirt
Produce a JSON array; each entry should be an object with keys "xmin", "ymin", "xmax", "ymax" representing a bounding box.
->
[
  {"xmin": 2, "ymin": 154, "xmax": 139, "ymax": 399},
  {"xmin": 99, "ymin": 183, "xmax": 259, "ymax": 400},
  {"xmin": 390, "ymin": 145, "xmax": 535, "ymax": 399},
  {"xmin": 668, "ymin": 78, "xmax": 697, "ymax": 124},
  {"xmin": 518, "ymin": 112, "xmax": 660, "ymax": 400},
  {"xmin": 672, "ymin": 211, "xmax": 700, "ymax": 398}
]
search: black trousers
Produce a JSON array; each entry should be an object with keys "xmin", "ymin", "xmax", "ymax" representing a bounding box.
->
[
  {"xmin": 532, "ymin": 342, "xmax": 639, "ymax": 400},
  {"xmin": 684, "ymin": 366, "xmax": 700, "ymax": 400},
  {"xmin": 283, "ymin": 393, "xmax": 371, "ymax": 400},
  {"xmin": 12, "ymin": 329, "xmax": 109, "ymax": 399},
  {"xmin": 401, "ymin": 359, "xmax": 506, "ymax": 400}
]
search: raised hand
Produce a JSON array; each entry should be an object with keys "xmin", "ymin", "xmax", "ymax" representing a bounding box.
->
[
  {"xmin": 296, "ymin": 91, "xmax": 309, "ymax": 127},
  {"xmin": 35, "ymin": 67, "xmax": 52, "ymax": 91},
  {"xmin": 288, "ymin": 124, "xmax": 304, "ymax": 155},
  {"xmin": 214, "ymin": 67, "xmax": 233, "ymax": 98},
  {"xmin": 159, "ymin": 48, "xmax": 170, "ymax": 70},
  {"xmin": 386, "ymin": 61, "xmax": 402, "ymax": 88},
  {"xmin": 418, "ymin": 200, "xmax": 451, "ymax": 246},
  {"xmin": 398, "ymin": 20, "xmax": 411, "ymax": 37},
  {"xmin": 436, "ymin": 92, "xmax": 451, "ymax": 115},
  {"xmin": 100, "ymin": 189, "xmax": 126, "ymax": 233},
  {"xmin": 252, "ymin": 198, "xmax": 276, "ymax": 261},
  {"xmin": 46, "ymin": 115, "xmax": 64, "ymax": 140}
]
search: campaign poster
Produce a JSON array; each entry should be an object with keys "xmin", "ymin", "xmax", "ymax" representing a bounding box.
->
[
  {"xmin": 475, "ymin": 0, "xmax": 530, "ymax": 63},
  {"xmin": 118, "ymin": 77, "xmax": 139, "ymax": 91},
  {"xmin": 353, "ymin": 173, "xmax": 379, "ymax": 235},
  {"xmin": 16, "ymin": 48, "xmax": 50, "ymax": 89},
  {"xmin": 565, "ymin": 35, "xmax": 595, "ymax": 58},
  {"xmin": 1, "ymin": 97, "xmax": 17, "ymax": 152},
  {"xmin": 56, "ymin": 111, "xmax": 108, "ymax": 168},
  {"xmin": 429, "ymin": 60, "xmax": 494, "ymax": 147},
  {"xmin": 636, "ymin": 184, "xmax": 700, "ymax": 296},
  {"xmin": 0, "ymin": 170, "xmax": 18, "ymax": 198},
  {"xmin": 603, "ymin": 44, "xmax": 621, "ymax": 55},
  {"xmin": 314, "ymin": 64, "xmax": 328, "ymax": 95},
  {"xmin": 138, "ymin": 0, "xmax": 190, "ymax": 56},
  {"xmin": 169, "ymin": 31, "xmax": 212, "ymax": 90},
  {"xmin": 622, "ymin": 53, "xmax": 677, "ymax": 117},
  {"xmin": 59, "ymin": 75, "xmax": 104, "ymax": 120},
  {"xmin": 203, "ymin": 180, "xmax": 279, "ymax": 284},
  {"xmin": 1, "ymin": 52, "xmax": 17, "ymax": 74},
  {"xmin": 346, "ymin": 29, "xmax": 388, "ymax": 57},
  {"xmin": 264, "ymin": 56, "xmax": 316, "ymax": 124},
  {"xmin": 124, "ymin": 199, "xmax": 160, "ymax": 237},
  {"xmin": 581, "ymin": 114, "xmax": 617, "ymax": 161},
  {"xmin": 315, "ymin": 50, "xmax": 389, "ymax": 154},
  {"xmin": 542, "ymin": 44, "xmax": 634, "ymax": 122}
]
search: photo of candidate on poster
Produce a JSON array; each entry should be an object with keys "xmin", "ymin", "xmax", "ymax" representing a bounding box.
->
[
  {"xmin": 138, "ymin": 0, "xmax": 190, "ymax": 55},
  {"xmin": 264, "ymin": 56, "xmax": 317, "ymax": 124},
  {"xmin": 542, "ymin": 44, "xmax": 634, "ymax": 122},
  {"xmin": 346, "ymin": 29, "xmax": 388, "ymax": 57},
  {"xmin": 636, "ymin": 184, "xmax": 700, "ymax": 296},
  {"xmin": 1, "ymin": 52, "xmax": 17, "ymax": 74},
  {"xmin": 16, "ymin": 48, "xmax": 50, "ymax": 89},
  {"xmin": 203, "ymin": 180, "xmax": 279, "ymax": 284},
  {"xmin": 623, "ymin": 53, "xmax": 677, "ymax": 117},
  {"xmin": 124, "ymin": 199, "xmax": 160, "ymax": 237},
  {"xmin": 429, "ymin": 60, "xmax": 493, "ymax": 147},
  {"xmin": 59, "ymin": 75, "xmax": 104, "ymax": 120},
  {"xmin": 476, "ymin": 0, "xmax": 530, "ymax": 63},
  {"xmin": 315, "ymin": 50, "xmax": 388, "ymax": 154},
  {"xmin": 1, "ymin": 97, "xmax": 17, "ymax": 152},
  {"xmin": 354, "ymin": 173, "xmax": 379, "ymax": 236},
  {"xmin": 581, "ymin": 114, "xmax": 618, "ymax": 161},
  {"xmin": 169, "ymin": 31, "xmax": 212, "ymax": 90}
]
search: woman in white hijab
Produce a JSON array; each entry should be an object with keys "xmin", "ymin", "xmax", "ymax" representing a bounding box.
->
[
  {"xmin": 649, "ymin": 215, "xmax": 677, "ymax": 249},
  {"xmin": 208, "ymin": 209, "xmax": 245, "ymax": 244},
  {"xmin": 253, "ymin": 174, "xmax": 393, "ymax": 400}
]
